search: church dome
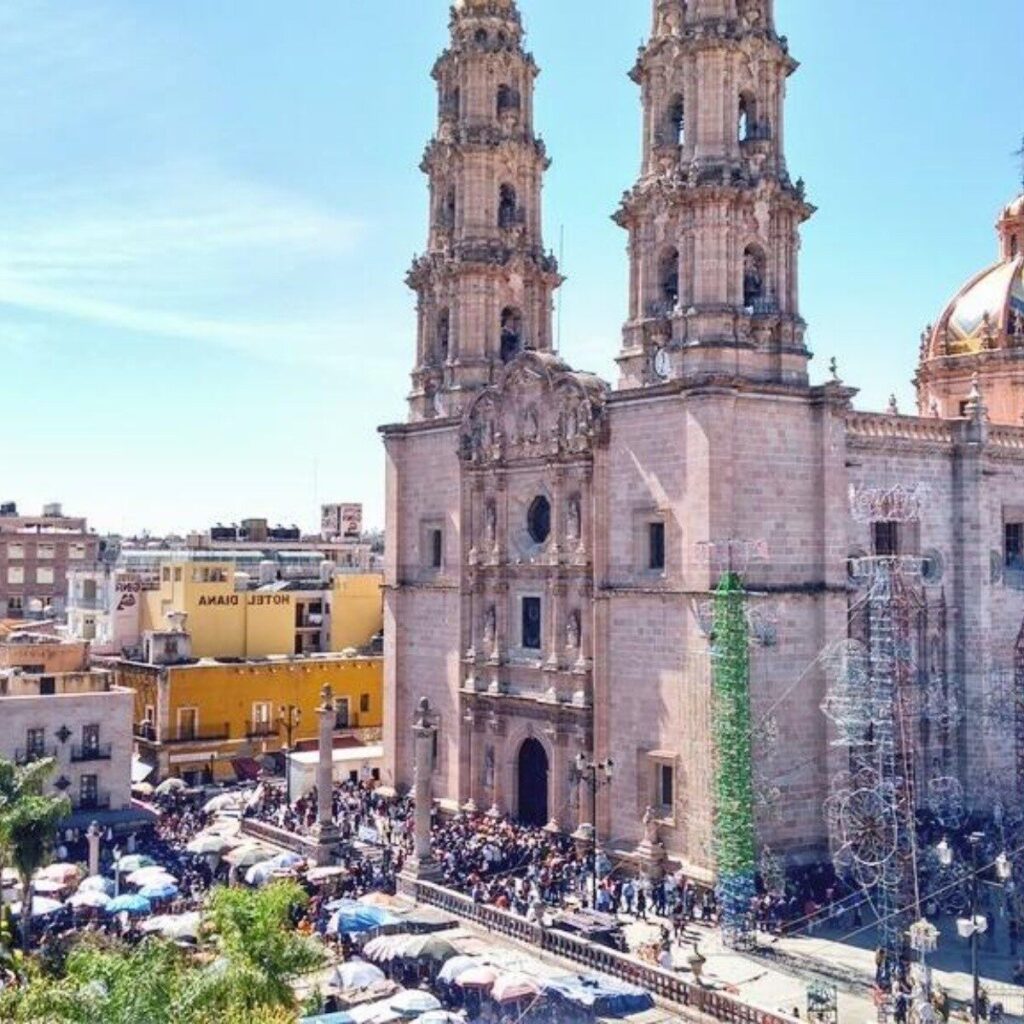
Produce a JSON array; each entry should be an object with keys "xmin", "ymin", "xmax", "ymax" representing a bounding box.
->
[{"xmin": 916, "ymin": 192, "xmax": 1024, "ymax": 423}]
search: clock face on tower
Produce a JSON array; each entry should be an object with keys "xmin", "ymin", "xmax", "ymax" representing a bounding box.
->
[{"xmin": 654, "ymin": 348, "xmax": 670, "ymax": 379}]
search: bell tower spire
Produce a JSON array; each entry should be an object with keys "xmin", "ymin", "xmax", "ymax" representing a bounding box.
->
[
  {"xmin": 405, "ymin": 0, "xmax": 562, "ymax": 422},
  {"xmin": 616, "ymin": 0, "xmax": 813, "ymax": 389}
]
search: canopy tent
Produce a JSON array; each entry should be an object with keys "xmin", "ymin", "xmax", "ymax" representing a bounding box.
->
[
  {"xmin": 332, "ymin": 960, "xmax": 386, "ymax": 991},
  {"xmin": 327, "ymin": 902, "xmax": 399, "ymax": 936},
  {"xmin": 543, "ymin": 974, "xmax": 655, "ymax": 1018}
]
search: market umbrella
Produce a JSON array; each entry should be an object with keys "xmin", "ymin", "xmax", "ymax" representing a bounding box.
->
[
  {"xmin": 186, "ymin": 834, "xmax": 235, "ymax": 856},
  {"xmin": 37, "ymin": 863, "xmax": 82, "ymax": 884},
  {"xmin": 11, "ymin": 896, "xmax": 64, "ymax": 918},
  {"xmin": 491, "ymin": 973, "xmax": 540, "ymax": 1004},
  {"xmin": 106, "ymin": 893, "xmax": 151, "ymax": 915},
  {"xmin": 32, "ymin": 878, "xmax": 68, "ymax": 896},
  {"xmin": 223, "ymin": 843, "xmax": 275, "ymax": 868},
  {"xmin": 141, "ymin": 912, "xmax": 201, "ymax": 941},
  {"xmin": 154, "ymin": 778, "xmax": 187, "ymax": 796},
  {"xmin": 397, "ymin": 934, "xmax": 459, "ymax": 964},
  {"xmin": 244, "ymin": 862, "xmax": 280, "ymax": 887},
  {"xmin": 455, "ymin": 965, "xmax": 499, "ymax": 990},
  {"xmin": 67, "ymin": 889, "xmax": 111, "ymax": 910},
  {"xmin": 332, "ymin": 960, "xmax": 386, "ymax": 991},
  {"xmin": 78, "ymin": 875, "xmax": 115, "ymax": 895},
  {"xmin": 389, "ymin": 990, "xmax": 441, "ymax": 1017},
  {"xmin": 127, "ymin": 867, "xmax": 177, "ymax": 887},
  {"xmin": 132, "ymin": 781, "xmax": 155, "ymax": 797},
  {"xmin": 115, "ymin": 855, "xmax": 155, "ymax": 874},
  {"xmin": 362, "ymin": 935, "xmax": 407, "ymax": 964},
  {"xmin": 326, "ymin": 903, "xmax": 397, "ymax": 935},
  {"xmin": 138, "ymin": 881, "xmax": 179, "ymax": 901},
  {"xmin": 437, "ymin": 955, "xmax": 484, "ymax": 985},
  {"xmin": 203, "ymin": 792, "xmax": 243, "ymax": 815}
]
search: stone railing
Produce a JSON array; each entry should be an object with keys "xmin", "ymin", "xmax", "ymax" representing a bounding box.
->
[
  {"xmin": 403, "ymin": 876, "xmax": 796, "ymax": 1024},
  {"xmin": 845, "ymin": 412, "xmax": 956, "ymax": 448},
  {"xmin": 241, "ymin": 817, "xmax": 320, "ymax": 856},
  {"xmin": 989, "ymin": 425, "xmax": 1024, "ymax": 452}
]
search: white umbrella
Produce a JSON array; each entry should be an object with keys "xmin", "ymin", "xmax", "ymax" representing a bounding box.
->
[
  {"xmin": 223, "ymin": 844, "xmax": 275, "ymax": 868},
  {"xmin": 127, "ymin": 867, "xmax": 177, "ymax": 887},
  {"xmin": 78, "ymin": 875, "xmax": 115, "ymax": 895},
  {"xmin": 32, "ymin": 878, "xmax": 68, "ymax": 896},
  {"xmin": 37, "ymin": 863, "xmax": 82, "ymax": 884},
  {"xmin": 141, "ymin": 911, "xmax": 200, "ymax": 940},
  {"xmin": 333, "ymin": 959, "xmax": 386, "ymax": 991},
  {"xmin": 154, "ymin": 778, "xmax": 187, "ymax": 796},
  {"xmin": 68, "ymin": 890, "xmax": 112, "ymax": 910},
  {"xmin": 12, "ymin": 896, "xmax": 64, "ymax": 918},
  {"xmin": 186, "ymin": 834, "xmax": 234, "ymax": 856},
  {"xmin": 203, "ymin": 793, "xmax": 243, "ymax": 815}
]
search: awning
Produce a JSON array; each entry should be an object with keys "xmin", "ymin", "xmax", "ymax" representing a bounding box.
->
[
  {"xmin": 61, "ymin": 802, "xmax": 158, "ymax": 834},
  {"xmin": 231, "ymin": 757, "xmax": 262, "ymax": 782},
  {"xmin": 131, "ymin": 756, "xmax": 155, "ymax": 784}
]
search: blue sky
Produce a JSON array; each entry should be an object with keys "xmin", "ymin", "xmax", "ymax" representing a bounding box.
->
[{"xmin": 1, "ymin": 0, "xmax": 1021, "ymax": 535}]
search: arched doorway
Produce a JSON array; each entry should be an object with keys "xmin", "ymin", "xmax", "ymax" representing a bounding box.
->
[{"xmin": 517, "ymin": 738, "xmax": 549, "ymax": 826}]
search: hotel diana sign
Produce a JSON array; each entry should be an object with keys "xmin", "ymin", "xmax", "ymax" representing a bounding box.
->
[{"xmin": 197, "ymin": 593, "xmax": 293, "ymax": 607}]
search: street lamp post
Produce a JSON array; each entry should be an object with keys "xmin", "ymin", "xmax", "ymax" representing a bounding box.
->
[
  {"xmin": 278, "ymin": 704, "xmax": 302, "ymax": 806},
  {"xmin": 572, "ymin": 753, "xmax": 614, "ymax": 910},
  {"xmin": 939, "ymin": 832, "xmax": 1013, "ymax": 1024}
]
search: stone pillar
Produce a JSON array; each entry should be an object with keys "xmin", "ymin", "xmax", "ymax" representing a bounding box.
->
[
  {"xmin": 311, "ymin": 684, "xmax": 340, "ymax": 865},
  {"xmin": 86, "ymin": 821, "xmax": 102, "ymax": 878},
  {"xmin": 403, "ymin": 696, "xmax": 442, "ymax": 885}
]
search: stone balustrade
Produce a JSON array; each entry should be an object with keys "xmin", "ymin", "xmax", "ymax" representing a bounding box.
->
[{"xmin": 403, "ymin": 876, "xmax": 796, "ymax": 1024}]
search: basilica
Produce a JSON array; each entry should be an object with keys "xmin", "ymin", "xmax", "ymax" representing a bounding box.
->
[{"xmin": 381, "ymin": 0, "xmax": 1024, "ymax": 879}]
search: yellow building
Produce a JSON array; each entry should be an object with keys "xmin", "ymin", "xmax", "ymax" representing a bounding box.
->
[
  {"xmin": 121, "ymin": 652, "xmax": 382, "ymax": 784},
  {"xmin": 139, "ymin": 561, "xmax": 382, "ymax": 659}
]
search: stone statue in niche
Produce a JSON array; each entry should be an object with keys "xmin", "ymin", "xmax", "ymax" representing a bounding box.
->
[
  {"xmin": 483, "ymin": 605, "xmax": 496, "ymax": 648},
  {"xmin": 483, "ymin": 745, "xmax": 495, "ymax": 790},
  {"xmin": 484, "ymin": 501, "xmax": 497, "ymax": 548},
  {"xmin": 566, "ymin": 609, "xmax": 581, "ymax": 650},
  {"xmin": 524, "ymin": 407, "xmax": 539, "ymax": 443},
  {"xmin": 567, "ymin": 495, "xmax": 581, "ymax": 545},
  {"xmin": 643, "ymin": 805, "xmax": 660, "ymax": 845}
]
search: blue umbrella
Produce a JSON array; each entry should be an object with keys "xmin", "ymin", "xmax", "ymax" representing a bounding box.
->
[
  {"xmin": 326, "ymin": 904, "xmax": 397, "ymax": 935},
  {"xmin": 138, "ymin": 881, "xmax": 179, "ymax": 901},
  {"xmin": 106, "ymin": 893, "xmax": 151, "ymax": 915}
]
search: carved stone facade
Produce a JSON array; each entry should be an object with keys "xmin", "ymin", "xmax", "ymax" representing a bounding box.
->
[{"xmin": 382, "ymin": 0, "xmax": 1024, "ymax": 879}]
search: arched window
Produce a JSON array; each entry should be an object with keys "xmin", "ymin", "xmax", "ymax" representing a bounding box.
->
[
  {"xmin": 500, "ymin": 307, "xmax": 523, "ymax": 362},
  {"xmin": 436, "ymin": 309, "xmax": 450, "ymax": 363},
  {"xmin": 498, "ymin": 184, "xmax": 518, "ymax": 229},
  {"xmin": 659, "ymin": 247, "xmax": 680, "ymax": 307},
  {"xmin": 497, "ymin": 84, "xmax": 519, "ymax": 116},
  {"xmin": 667, "ymin": 95, "xmax": 685, "ymax": 145},
  {"xmin": 441, "ymin": 186, "xmax": 456, "ymax": 230},
  {"xmin": 738, "ymin": 92, "xmax": 757, "ymax": 142},
  {"xmin": 743, "ymin": 245, "xmax": 767, "ymax": 308}
]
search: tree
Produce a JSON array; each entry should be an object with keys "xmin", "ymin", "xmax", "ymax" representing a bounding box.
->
[{"xmin": 0, "ymin": 757, "xmax": 70, "ymax": 950}]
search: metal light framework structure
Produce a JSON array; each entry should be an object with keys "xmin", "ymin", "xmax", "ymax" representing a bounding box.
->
[
  {"xmin": 712, "ymin": 571, "xmax": 757, "ymax": 949},
  {"xmin": 572, "ymin": 753, "xmax": 614, "ymax": 910}
]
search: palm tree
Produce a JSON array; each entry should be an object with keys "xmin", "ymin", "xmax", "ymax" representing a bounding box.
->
[{"xmin": 0, "ymin": 757, "xmax": 70, "ymax": 950}]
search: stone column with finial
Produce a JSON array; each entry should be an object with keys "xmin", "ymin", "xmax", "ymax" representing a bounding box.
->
[
  {"xmin": 636, "ymin": 805, "xmax": 667, "ymax": 882},
  {"xmin": 401, "ymin": 696, "xmax": 442, "ymax": 888},
  {"xmin": 86, "ymin": 821, "xmax": 102, "ymax": 878},
  {"xmin": 311, "ymin": 684, "xmax": 340, "ymax": 864}
]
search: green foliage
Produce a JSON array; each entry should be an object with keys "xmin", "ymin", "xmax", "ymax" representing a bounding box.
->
[{"xmin": 0, "ymin": 884, "xmax": 319, "ymax": 1023}]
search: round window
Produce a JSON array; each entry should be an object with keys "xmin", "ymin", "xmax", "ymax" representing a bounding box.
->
[{"xmin": 527, "ymin": 496, "xmax": 551, "ymax": 544}]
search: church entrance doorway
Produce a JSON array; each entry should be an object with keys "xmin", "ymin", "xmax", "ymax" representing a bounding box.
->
[{"xmin": 517, "ymin": 738, "xmax": 549, "ymax": 826}]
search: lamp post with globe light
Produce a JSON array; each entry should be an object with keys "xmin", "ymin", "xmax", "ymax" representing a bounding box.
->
[
  {"xmin": 572, "ymin": 753, "xmax": 614, "ymax": 909},
  {"xmin": 937, "ymin": 833, "xmax": 1013, "ymax": 1024}
]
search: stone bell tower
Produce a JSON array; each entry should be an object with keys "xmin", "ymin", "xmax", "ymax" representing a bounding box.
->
[
  {"xmin": 615, "ymin": 0, "xmax": 814, "ymax": 389},
  {"xmin": 406, "ymin": 0, "xmax": 563, "ymax": 422}
]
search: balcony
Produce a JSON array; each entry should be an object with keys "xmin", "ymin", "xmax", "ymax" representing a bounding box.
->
[
  {"xmin": 246, "ymin": 721, "xmax": 278, "ymax": 739},
  {"xmin": 70, "ymin": 743, "xmax": 112, "ymax": 763},
  {"xmin": 73, "ymin": 792, "xmax": 111, "ymax": 812},
  {"xmin": 163, "ymin": 723, "xmax": 230, "ymax": 746},
  {"xmin": 15, "ymin": 747, "xmax": 57, "ymax": 766},
  {"xmin": 134, "ymin": 722, "xmax": 157, "ymax": 742}
]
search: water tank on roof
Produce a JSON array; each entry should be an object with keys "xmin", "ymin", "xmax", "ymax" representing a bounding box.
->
[
  {"xmin": 43, "ymin": 502, "xmax": 63, "ymax": 517},
  {"xmin": 258, "ymin": 560, "xmax": 276, "ymax": 585},
  {"xmin": 319, "ymin": 560, "xmax": 335, "ymax": 583}
]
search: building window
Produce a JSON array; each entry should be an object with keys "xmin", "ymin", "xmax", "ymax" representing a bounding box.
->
[
  {"xmin": 527, "ymin": 496, "xmax": 551, "ymax": 544},
  {"xmin": 500, "ymin": 307, "xmax": 523, "ymax": 362},
  {"xmin": 162, "ymin": 567, "xmax": 171, "ymax": 582},
  {"xmin": 659, "ymin": 247, "xmax": 680, "ymax": 308},
  {"xmin": 82, "ymin": 724, "xmax": 100, "ymax": 754},
  {"xmin": 7, "ymin": 543, "xmax": 24, "ymax": 560},
  {"xmin": 7, "ymin": 566, "xmax": 23, "ymax": 585},
  {"xmin": 252, "ymin": 702, "xmax": 272, "ymax": 727},
  {"xmin": 666, "ymin": 95, "xmax": 684, "ymax": 145},
  {"xmin": 431, "ymin": 730, "xmax": 439, "ymax": 771},
  {"xmin": 69, "ymin": 543, "xmax": 86, "ymax": 560},
  {"xmin": 658, "ymin": 763, "xmax": 675, "ymax": 811},
  {"xmin": 648, "ymin": 522, "xmax": 666, "ymax": 571},
  {"xmin": 177, "ymin": 708, "xmax": 198, "ymax": 742},
  {"xmin": 38, "ymin": 544, "xmax": 54, "ymax": 560},
  {"xmin": 7, "ymin": 596, "xmax": 23, "ymax": 615},
  {"xmin": 174, "ymin": 567, "xmax": 183, "ymax": 582},
  {"xmin": 743, "ymin": 245, "xmax": 767, "ymax": 308},
  {"xmin": 873, "ymin": 522, "xmax": 899, "ymax": 557},
  {"xmin": 429, "ymin": 528, "xmax": 443, "ymax": 569},
  {"xmin": 1007, "ymin": 523, "xmax": 1024, "ymax": 569},
  {"xmin": 360, "ymin": 693, "xmax": 370, "ymax": 714},
  {"xmin": 521, "ymin": 596, "xmax": 542, "ymax": 650},
  {"xmin": 79, "ymin": 774, "xmax": 98, "ymax": 808},
  {"xmin": 26, "ymin": 728, "xmax": 45, "ymax": 759},
  {"xmin": 335, "ymin": 698, "xmax": 351, "ymax": 730},
  {"xmin": 37, "ymin": 566, "xmax": 54, "ymax": 585}
]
